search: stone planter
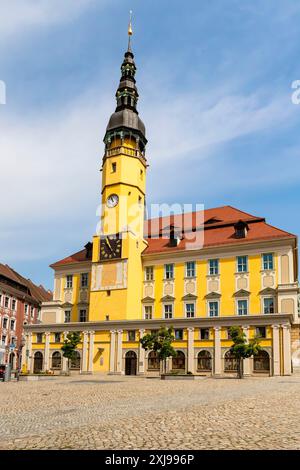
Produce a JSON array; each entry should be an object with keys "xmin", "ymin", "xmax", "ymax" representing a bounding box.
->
[{"xmin": 19, "ymin": 375, "xmax": 57, "ymax": 381}]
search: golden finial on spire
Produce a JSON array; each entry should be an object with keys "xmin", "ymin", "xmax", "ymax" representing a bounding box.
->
[{"xmin": 128, "ymin": 10, "xmax": 133, "ymax": 36}]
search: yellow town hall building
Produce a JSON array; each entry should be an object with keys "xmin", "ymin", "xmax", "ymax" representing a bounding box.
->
[{"xmin": 23, "ymin": 32, "xmax": 300, "ymax": 377}]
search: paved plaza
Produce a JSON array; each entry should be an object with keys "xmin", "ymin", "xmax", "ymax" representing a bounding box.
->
[{"xmin": 1, "ymin": 373, "xmax": 300, "ymax": 450}]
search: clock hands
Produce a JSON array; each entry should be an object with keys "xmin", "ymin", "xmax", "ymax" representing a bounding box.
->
[{"xmin": 105, "ymin": 237, "xmax": 113, "ymax": 252}]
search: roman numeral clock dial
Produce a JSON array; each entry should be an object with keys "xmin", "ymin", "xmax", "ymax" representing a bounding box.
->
[{"xmin": 100, "ymin": 235, "xmax": 122, "ymax": 260}]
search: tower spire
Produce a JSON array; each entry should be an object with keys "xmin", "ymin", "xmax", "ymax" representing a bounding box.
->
[{"xmin": 128, "ymin": 10, "xmax": 133, "ymax": 52}]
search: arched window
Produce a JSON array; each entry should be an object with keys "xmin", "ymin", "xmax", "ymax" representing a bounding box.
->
[
  {"xmin": 197, "ymin": 350, "xmax": 212, "ymax": 371},
  {"xmin": 51, "ymin": 351, "xmax": 62, "ymax": 369},
  {"xmin": 254, "ymin": 350, "xmax": 270, "ymax": 372},
  {"xmin": 172, "ymin": 351, "xmax": 185, "ymax": 370},
  {"xmin": 148, "ymin": 351, "xmax": 160, "ymax": 370},
  {"xmin": 70, "ymin": 351, "xmax": 81, "ymax": 370},
  {"xmin": 224, "ymin": 351, "xmax": 238, "ymax": 371}
]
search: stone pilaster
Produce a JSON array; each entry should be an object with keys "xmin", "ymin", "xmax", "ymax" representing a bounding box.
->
[
  {"xmin": 82, "ymin": 331, "xmax": 89, "ymax": 373},
  {"xmin": 21, "ymin": 333, "xmax": 29, "ymax": 371},
  {"xmin": 62, "ymin": 331, "xmax": 68, "ymax": 373},
  {"xmin": 214, "ymin": 327, "xmax": 221, "ymax": 376},
  {"xmin": 242, "ymin": 326, "xmax": 251, "ymax": 376},
  {"xmin": 43, "ymin": 332, "xmax": 50, "ymax": 372},
  {"xmin": 187, "ymin": 327, "xmax": 195, "ymax": 374},
  {"xmin": 272, "ymin": 325, "xmax": 280, "ymax": 376},
  {"xmin": 109, "ymin": 330, "xmax": 116, "ymax": 373},
  {"xmin": 138, "ymin": 329, "xmax": 145, "ymax": 375},
  {"xmin": 116, "ymin": 330, "xmax": 123, "ymax": 374},
  {"xmin": 88, "ymin": 331, "xmax": 95, "ymax": 373},
  {"xmin": 282, "ymin": 324, "xmax": 292, "ymax": 376}
]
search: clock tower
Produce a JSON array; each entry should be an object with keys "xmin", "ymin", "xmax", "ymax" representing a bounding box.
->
[{"xmin": 89, "ymin": 24, "xmax": 148, "ymax": 321}]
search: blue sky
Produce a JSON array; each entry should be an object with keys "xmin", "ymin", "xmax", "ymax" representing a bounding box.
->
[{"xmin": 0, "ymin": 0, "xmax": 300, "ymax": 289}]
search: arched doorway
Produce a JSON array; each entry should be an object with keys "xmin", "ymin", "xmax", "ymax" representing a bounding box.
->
[
  {"xmin": 197, "ymin": 350, "xmax": 212, "ymax": 371},
  {"xmin": 70, "ymin": 351, "xmax": 81, "ymax": 370},
  {"xmin": 125, "ymin": 351, "xmax": 137, "ymax": 375},
  {"xmin": 33, "ymin": 352, "xmax": 43, "ymax": 373},
  {"xmin": 224, "ymin": 351, "xmax": 238, "ymax": 372},
  {"xmin": 51, "ymin": 351, "xmax": 62, "ymax": 370},
  {"xmin": 254, "ymin": 350, "xmax": 270, "ymax": 372},
  {"xmin": 172, "ymin": 351, "xmax": 186, "ymax": 371}
]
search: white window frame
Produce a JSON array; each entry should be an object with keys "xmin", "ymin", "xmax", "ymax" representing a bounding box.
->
[
  {"xmin": 2, "ymin": 316, "xmax": 9, "ymax": 330},
  {"xmin": 174, "ymin": 329, "xmax": 184, "ymax": 340},
  {"xmin": 208, "ymin": 259, "xmax": 219, "ymax": 276},
  {"xmin": 81, "ymin": 273, "xmax": 89, "ymax": 288},
  {"xmin": 79, "ymin": 309, "xmax": 87, "ymax": 322},
  {"xmin": 263, "ymin": 296, "xmax": 275, "ymax": 314},
  {"xmin": 127, "ymin": 330, "xmax": 136, "ymax": 341},
  {"xmin": 185, "ymin": 261, "xmax": 196, "ymax": 278},
  {"xmin": 66, "ymin": 275, "xmax": 73, "ymax": 289},
  {"xmin": 164, "ymin": 264, "xmax": 174, "ymax": 280},
  {"xmin": 262, "ymin": 253, "xmax": 274, "ymax": 271},
  {"xmin": 163, "ymin": 303, "xmax": 173, "ymax": 319},
  {"xmin": 24, "ymin": 304, "xmax": 28, "ymax": 316},
  {"xmin": 64, "ymin": 310, "xmax": 71, "ymax": 323},
  {"xmin": 144, "ymin": 305, "xmax": 153, "ymax": 320},
  {"xmin": 236, "ymin": 298, "xmax": 248, "ymax": 316},
  {"xmin": 236, "ymin": 256, "xmax": 248, "ymax": 273},
  {"xmin": 1, "ymin": 335, "xmax": 7, "ymax": 346},
  {"xmin": 10, "ymin": 318, "xmax": 16, "ymax": 331},
  {"xmin": 207, "ymin": 300, "xmax": 219, "ymax": 317},
  {"xmin": 185, "ymin": 302, "xmax": 195, "ymax": 318},
  {"xmin": 200, "ymin": 328, "xmax": 210, "ymax": 340},
  {"xmin": 4, "ymin": 296, "xmax": 10, "ymax": 309},
  {"xmin": 145, "ymin": 266, "xmax": 154, "ymax": 281},
  {"xmin": 11, "ymin": 299, "xmax": 17, "ymax": 311}
]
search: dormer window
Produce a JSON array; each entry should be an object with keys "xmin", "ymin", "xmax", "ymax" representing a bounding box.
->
[{"xmin": 234, "ymin": 220, "xmax": 249, "ymax": 239}]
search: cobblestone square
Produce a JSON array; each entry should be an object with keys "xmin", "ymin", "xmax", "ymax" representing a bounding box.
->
[{"xmin": 1, "ymin": 374, "xmax": 300, "ymax": 450}]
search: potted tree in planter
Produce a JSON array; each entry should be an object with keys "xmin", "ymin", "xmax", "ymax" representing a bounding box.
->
[
  {"xmin": 61, "ymin": 332, "xmax": 82, "ymax": 375},
  {"xmin": 140, "ymin": 327, "xmax": 177, "ymax": 376},
  {"xmin": 228, "ymin": 326, "xmax": 261, "ymax": 379}
]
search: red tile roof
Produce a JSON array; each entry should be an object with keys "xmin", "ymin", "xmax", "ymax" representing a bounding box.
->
[
  {"xmin": 50, "ymin": 205, "xmax": 297, "ymax": 266},
  {"xmin": 0, "ymin": 263, "xmax": 52, "ymax": 303}
]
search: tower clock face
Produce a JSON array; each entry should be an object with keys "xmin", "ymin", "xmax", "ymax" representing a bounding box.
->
[
  {"xmin": 100, "ymin": 234, "xmax": 122, "ymax": 260},
  {"xmin": 106, "ymin": 194, "xmax": 119, "ymax": 208}
]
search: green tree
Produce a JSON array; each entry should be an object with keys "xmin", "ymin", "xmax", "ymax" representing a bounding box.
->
[
  {"xmin": 228, "ymin": 326, "xmax": 262, "ymax": 379},
  {"xmin": 61, "ymin": 331, "xmax": 82, "ymax": 374},
  {"xmin": 140, "ymin": 327, "xmax": 177, "ymax": 374}
]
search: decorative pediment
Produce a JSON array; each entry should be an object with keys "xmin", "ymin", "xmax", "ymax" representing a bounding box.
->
[
  {"xmin": 77, "ymin": 301, "xmax": 89, "ymax": 307},
  {"xmin": 182, "ymin": 293, "xmax": 198, "ymax": 301},
  {"xmin": 204, "ymin": 292, "xmax": 221, "ymax": 299},
  {"xmin": 160, "ymin": 295, "xmax": 175, "ymax": 302},
  {"xmin": 233, "ymin": 289, "xmax": 251, "ymax": 298},
  {"xmin": 142, "ymin": 296, "xmax": 155, "ymax": 304},
  {"xmin": 61, "ymin": 302, "xmax": 73, "ymax": 308},
  {"xmin": 259, "ymin": 287, "xmax": 276, "ymax": 296}
]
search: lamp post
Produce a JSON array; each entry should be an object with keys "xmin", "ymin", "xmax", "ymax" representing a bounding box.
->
[{"xmin": 16, "ymin": 336, "xmax": 26, "ymax": 381}]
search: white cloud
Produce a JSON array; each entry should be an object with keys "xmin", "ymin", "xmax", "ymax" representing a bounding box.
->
[{"xmin": 0, "ymin": 0, "xmax": 98, "ymax": 41}]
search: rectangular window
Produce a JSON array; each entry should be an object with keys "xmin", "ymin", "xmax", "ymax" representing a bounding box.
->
[
  {"xmin": 256, "ymin": 326, "xmax": 266, "ymax": 338},
  {"xmin": 164, "ymin": 304, "xmax": 173, "ymax": 319},
  {"xmin": 262, "ymin": 253, "xmax": 274, "ymax": 271},
  {"xmin": 237, "ymin": 299, "xmax": 248, "ymax": 316},
  {"xmin": 79, "ymin": 309, "xmax": 87, "ymax": 322},
  {"xmin": 36, "ymin": 333, "xmax": 43, "ymax": 343},
  {"xmin": 2, "ymin": 317, "xmax": 8, "ymax": 329},
  {"xmin": 81, "ymin": 273, "xmax": 89, "ymax": 288},
  {"xmin": 237, "ymin": 256, "xmax": 248, "ymax": 273},
  {"xmin": 175, "ymin": 329, "xmax": 183, "ymax": 340},
  {"xmin": 4, "ymin": 297, "xmax": 9, "ymax": 308},
  {"xmin": 208, "ymin": 301, "xmax": 219, "ymax": 317},
  {"xmin": 112, "ymin": 162, "xmax": 117, "ymax": 173},
  {"xmin": 31, "ymin": 307, "xmax": 34, "ymax": 318},
  {"xmin": 0, "ymin": 294, "xmax": 2, "ymax": 306},
  {"xmin": 54, "ymin": 333, "xmax": 61, "ymax": 343},
  {"xmin": 24, "ymin": 304, "xmax": 28, "ymax": 315},
  {"xmin": 1, "ymin": 336, "xmax": 6, "ymax": 345},
  {"xmin": 227, "ymin": 328, "xmax": 232, "ymax": 340},
  {"xmin": 11, "ymin": 299, "xmax": 16, "ymax": 311},
  {"xmin": 200, "ymin": 328, "xmax": 210, "ymax": 340},
  {"xmin": 186, "ymin": 261, "xmax": 196, "ymax": 278},
  {"xmin": 128, "ymin": 330, "xmax": 136, "ymax": 341},
  {"xmin": 263, "ymin": 297, "xmax": 275, "ymax": 314},
  {"xmin": 145, "ymin": 266, "xmax": 154, "ymax": 281},
  {"xmin": 185, "ymin": 303, "xmax": 195, "ymax": 318},
  {"xmin": 66, "ymin": 275, "xmax": 73, "ymax": 289},
  {"xmin": 64, "ymin": 310, "xmax": 71, "ymax": 323},
  {"xmin": 209, "ymin": 259, "xmax": 219, "ymax": 275},
  {"xmin": 10, "ymin": 319, "xmax": 15, "ymax": 330},
  {"xmin": 165, "ymin": 264, "xmax": 174, "ymax": 280},
  {"xmin": 144, "ymin": 305, "xmax": 153, "ymax": 320}
]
